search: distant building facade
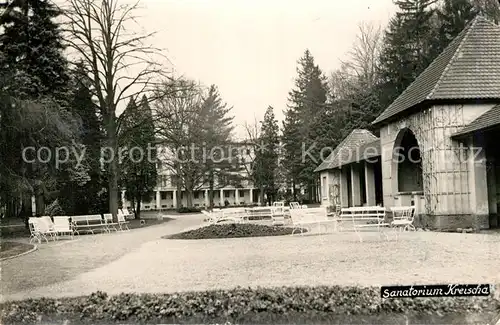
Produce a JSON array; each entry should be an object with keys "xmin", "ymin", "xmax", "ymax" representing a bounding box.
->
[{"xmin": 122, "ymin": 142, "xmax": 262, "ymax": 210}]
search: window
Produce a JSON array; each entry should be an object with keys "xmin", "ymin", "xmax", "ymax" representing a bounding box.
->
[
  {"xmin": 162, "ymin": 175, "xmax": 168, "ymax": 187},
  {"xmin": 161, "ymin": 192, "xmax": 167, "ymax": 200},
  {"xmin": 224, "ymin": 191, "xmax": 230, "ymax": 198},
  {"xmin": 322, "ymin": 176, "xmax": 327, "ymax": 197},
  {"xmin": 194, "ymin": 191, "xmax": 199, "ymax": 199}
]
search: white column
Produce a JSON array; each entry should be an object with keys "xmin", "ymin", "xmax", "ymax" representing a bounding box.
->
[
  {"xmin": 173, "ymin": 190, "xmax": 177, "ymax": 209},
  {"xmin": 340, "ymin": 167, "xmax": 349, "ymax": 207},
  {"xmin": 205, "ymin": 189, "xmax": 209, "ymax": 207},
  {"xmin": 487, "ymin": 161, "xmax": 497, "ymax": 215},
  {"xmin": 351, "ymin": 164, "xmax": 361, "ymax": 206},
  {"xmin": 249, "ymin": 188, "xmax": 254, "ymax": 204},
  {"xmin": 156, "ymin": 191, "xmax": 161, "ymax": 210},
  {"xmin": 31, "ymin": 195, "xmax": 36, "ymax": 215},
  {"xmin": 468, "ymin": 136, "xmax": 489, "ymax": 216},
  {"xmin": 220, "ymin": 189, "xmax": 224, "ymax": 206},
  {"xmin": 235, "ymin": 188, "xmax": 239, "ymax": 205},
  {"xmin": 365, "ymin": 162, "xmax": 376, "ymax": 206}
]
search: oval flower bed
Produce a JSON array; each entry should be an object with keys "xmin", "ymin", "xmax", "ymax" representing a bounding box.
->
[{"xmin": 163, "ymin": 223, "xmax": 307, "ymax": 240}]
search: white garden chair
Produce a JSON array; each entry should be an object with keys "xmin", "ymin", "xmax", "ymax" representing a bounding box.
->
[
  {"xmin": 28, "ymin": 218, "xmax": 46, "ymax": 244},
  {"xmin": 39, "ymin": 216, "xmax": 58, "ymax": 240},
  {"xmin": 28, "ymin": 217, "xmax": 56, "ymax": 243},
  {"xmin": 201, "ymin": 210, "xmax": 215, "ymax": 223},
  {"xmin": 53, "ymin": 216, "xmax": 74, "ymax": 239},
  {"xmin": 202, "ymin": 209, "xmax": 224, "ymax": 224},
  {"xmin": 390, "ymin": 206, "xmax": 416, "ymax": 232},
  {"xmin": 271, "ymin": 207, "xmax": 286, "ymax": 226},
  {"xmin": 117, "ymin": 213, "xmax": 130, "ymax": 231},
  {"xmin": 120, "ymin": 208, "xmax": 134, "ymax": 219}
]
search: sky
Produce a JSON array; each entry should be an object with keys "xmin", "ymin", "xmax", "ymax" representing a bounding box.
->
[{"xmin": 119, "ymin": 0, "xmax": 397, "ymax": 139}]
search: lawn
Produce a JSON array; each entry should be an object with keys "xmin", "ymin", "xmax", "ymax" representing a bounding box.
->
[{"xmin": 0, "ymin": 241, "xmax": 35, "ymax": 260}]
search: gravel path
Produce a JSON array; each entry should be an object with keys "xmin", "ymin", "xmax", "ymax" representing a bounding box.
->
[
  {"xmin": 0, "ymin": 214, "xmax": 204, "ymax": 301},
  {"xmin": 1, "ymin": 220, "xmax": 499, "ymax": 303}
]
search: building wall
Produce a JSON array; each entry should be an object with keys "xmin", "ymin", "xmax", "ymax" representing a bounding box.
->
[
  {"xmin": 320, "ymin": 170, "xmax": 340, "ymax": 206},
  {"xmin": 379, "ymin": 103, "xmax": 496, "ymax": 229}
]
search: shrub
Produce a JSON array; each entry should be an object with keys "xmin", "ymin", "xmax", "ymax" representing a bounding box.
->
[
  {"xmin": 45, "ymin": 199, "xmax": 65, "ymax": 216},
  {"xmin": 1, "ymin": 286, "xmax": 498, "ymax": 324},
  {"xmin": 164, "ymin": 223, "xmax": 306, "ymax": 239},
  {"xmin": 176, "ymin": 207, "xmax": 201, "ymax": 213}
]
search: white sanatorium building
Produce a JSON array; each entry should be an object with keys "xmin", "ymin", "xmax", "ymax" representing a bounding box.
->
[{"xmin": 122, "ymin": 143, "xmax": 264, "ymax": 210}]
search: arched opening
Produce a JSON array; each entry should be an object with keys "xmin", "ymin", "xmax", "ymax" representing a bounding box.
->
[{"xmin": 396, "ymin": 129, "xmax": 423, "ymax": 192}]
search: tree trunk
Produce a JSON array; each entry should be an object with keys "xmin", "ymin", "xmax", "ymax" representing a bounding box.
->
[
  {"xmin": 174, "ymin": 163, "xmax": 182, "ymax": 209},
  {"xmin": 6, "ymin": 197, "xmax": 18, "ymax": 218},
  {"xmin": 259, "ymin": 185, "xmax": 265, "ymax": 206},
  {"xmin": 33, "ymin": 181, "xmax": 47, "ymax": 216},
  {"xmin": 135, "ymin": 197, "xmax": 141, "ymax": 219},
  {"xmin": 208, "ymin": 169, "xmax": 215, "ymax": 210},
  {"xmin": 176, "ymin": 183, "xmax": 182, "ymax": 209},
  {"xmin": 186, "ymin": 189, "xmax": 193, "ymax": 208},
  {"xmin": 107, "ymin": 117, "xmax": 119, "ymax": 222},
  {"xmin": 21, "ymin": 193, "xmax": 32, "ymax": 217}
]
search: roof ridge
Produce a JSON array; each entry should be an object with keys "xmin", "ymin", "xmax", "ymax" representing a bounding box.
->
[
  {"xmin": 427, "ymin": 16, "xmax": 479, "ymax": 99},
  {"xmin": 314, "ymin": 129, "xmax": 377, "ymax": 171}
]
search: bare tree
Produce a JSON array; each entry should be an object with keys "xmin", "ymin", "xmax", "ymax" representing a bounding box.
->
[
  {"xmin": 241, "ymin": 116, "xmax": 262, "ymax": 205},
  {"xmin": 63, "ymin": 0, "xmax": 167, "ymax": 220},
  {"xmin": 153, "ymin": 77, "xmax": 206, "ymax": 209},
  {"xmin": 329, "ymin": 21, "xmax": 382, "ymax": 101},
  {"xmin": 472, "ymin": 0, "xmax": 500, "ymax": 23}
]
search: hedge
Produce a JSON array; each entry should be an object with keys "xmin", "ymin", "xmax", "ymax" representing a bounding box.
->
[
  {"xmin": 1, "ymin": 286, "xmax": 498, "ymax": 324},
  {"xmin": 176, "ymin": 207, "xmax": 202, "ymax": 213}
]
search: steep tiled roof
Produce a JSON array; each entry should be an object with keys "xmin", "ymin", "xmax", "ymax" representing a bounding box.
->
[
  {"xmin": 452, "ymin": 104, "xmax": 500, "ymax": 137},
  {"xmin": 314, "ymin": 129, "xmax": 379, "ymax": 172},
  {"xmin": 373, "ymin": 16, "xmax": 500, "ymax": 126}
]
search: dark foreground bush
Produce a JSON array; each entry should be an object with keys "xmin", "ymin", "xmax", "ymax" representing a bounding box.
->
[
  {"xmin": 164, "ymin": 223, "xmax": 307, "ymax": 239},
  {"xmin": 1, "ymin": 286, "xmax": 499, "ymax": 324},
  {"xmin": 177, "ymin": 207, "xmax": 202, "ymax": 213}
]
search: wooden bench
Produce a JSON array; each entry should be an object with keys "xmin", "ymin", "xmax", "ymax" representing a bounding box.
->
[
  {"xmin": 70, "ymin": 215, "xmax": 107, "ymax": 235},
  {"xmin": 289, "ymin": 207, "xmax": 336, "ymax": 235},
  {"xmin": 339, "ymin": 206, "xmax": 390, "ymax": 242}
]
